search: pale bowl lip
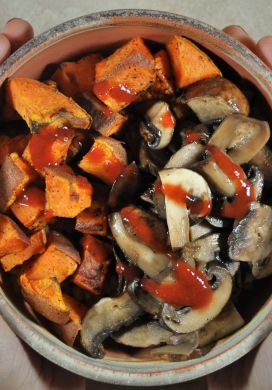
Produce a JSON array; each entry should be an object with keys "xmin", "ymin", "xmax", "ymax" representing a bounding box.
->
[{"xmin": 0, "ymin": 9, "xmax": 272, "ymax": 387}]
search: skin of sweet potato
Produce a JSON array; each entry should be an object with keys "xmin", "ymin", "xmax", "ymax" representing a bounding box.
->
[
  {"xmin": 22, "ymin": 231, "xmax": 80, "ymax": 283},
  {"xmin": 45, "ymin": 166, "xmax": 93, "ymax": 218},
  {"xmin": 0, "ymin": 214, "xmax": 30, "ymax": 257},
  {"xmin": 78, "ymin": 136, "xmax": 127, "ymax": 185},
  {"xmin": 19, "ymin": 275, "xmax": 70, "ymax": 324},
  {"xmin": 93, "ymin": 37, "xmax": 155, "ymax": 111},
  {"xmin": 151, "ymin": 50, "xmax": 174, "ymax": 96},
  {"xmin": 6, "ymin": 78, "xmax": 92, "ymax": 132},
  {"xmin": 166, "ymin": 36, "xmax": 222, "ymax": 88},
  {"xmin": 51, "ymin": 54, "xmax": 102, "ymax": 99},
  {"xmin": 0, "ymin": 134, "xmax": 30, "ymax": 165},
  {"xmin": 1, "ymin": 229, "xmax": 47, "ymax": 272},
  {"xmin": 0, "ymin": 152, "xmax": 37, "ymax": 212},
  {"xmin": 72, "ymin": 235, "xmax": 112, "ymax": 294},
  {"xmin": 54, "ymin": 294, "xmax": 87, "ymax": 346}
]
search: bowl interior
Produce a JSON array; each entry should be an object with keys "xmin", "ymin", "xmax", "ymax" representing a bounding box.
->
[{"xmin": 0, "ymin": 10, "xmax": 272, "ymax": 386}]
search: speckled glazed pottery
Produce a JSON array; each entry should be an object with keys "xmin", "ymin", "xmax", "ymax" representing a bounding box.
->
[{"xmin": 0, "ymin": 9, "xmax": 272, "ymax": 387}]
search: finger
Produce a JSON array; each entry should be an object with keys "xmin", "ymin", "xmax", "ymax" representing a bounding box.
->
[
  {"xmin": 255, "ymin": 36, "xmax": 272, "ymax": 69},
  {"xmin": 3, "ymin": 18, "xmax": 33, "ymax": 52},
  {"xmin": 223, "ymin": 25, "xmax": 257, "ymax": 53},
  {"xmin": 0, "ymin": 33, "xmax": 11, "ymax": 64}
]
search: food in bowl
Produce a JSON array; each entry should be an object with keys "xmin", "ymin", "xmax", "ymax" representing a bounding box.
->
[{"xmin": 0, "ymin": 33, "xmax": 271, "ymax": 362}]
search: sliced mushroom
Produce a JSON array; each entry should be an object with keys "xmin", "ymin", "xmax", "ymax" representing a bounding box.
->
[
  {"xmin": 189, "ymin": 221, "xmax": 214, "ymax": 241},
  {"xmin": 182, "ymin": 233, "xmax": 223, "ymax": 264},
  {"xmin": 244, "ymin": 165, "xmax": 264, "ymax": 201},
  {"xmin": 161, "ymin": 265, "xmax": 232, "ymax": 333},
  {"xmin": 198, "ymin": 302, "xmax": 244, "ymax": 347},
  {"xmin": 80, "ymin": 292, "xmax": 142, "ymax": 358},
  {"xmin": 159, "ymin": 168, "xmax": 212, "ymax": 249},
  {"xmin": 150, "ymin": 332, "xmax": 198, "ymax": 357},
  {"xmin": 181, "ymin": 77, "xmax": 249, "ymax": 124},
  {"xmin": 208, "ymin": 114, "xmax": 270, "ymax": 165},
  {"xmin": 205, "ymin": 215, "xmax": 231, "ymax": 229},
  {"xmin": 109, "ymin": 211, "xmax": 170, "ymax": 277},
  {"xmin": 112, "ymin": 321, "xmax": 194, "ymax": 348},
  {"xmin": 128, "ymin": 279, "xmax": 162, "ymax": 316},
  {"xmin": 165, "ymin": 143, "xmax": 204, "ymax": 169},
  {"xmin": 250, "ymin": 146, "xmax": 272, "ymax": 188},
  {"xmin": 228, "ymin": 202, "xmax": 272, "ymax": 262},
  {"xmin": 140, "ymin": 101, "xmax": 176, "ymax": 150},
  {"xmin": 251, "ymin": 254, "xmax": 272, "ymax": 279},
  {"xmin": 139, "ymin": 142, "xmax": 169, "ymax": 176}
]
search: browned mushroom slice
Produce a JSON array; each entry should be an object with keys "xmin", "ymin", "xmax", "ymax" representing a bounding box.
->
[
  {"xmin": 251, "ymin": 254, "xmax": 272, "ymax": 279},
  {"xmin": 150, "ymin": 332, "xmax": 198, "ymax": 357},
  {"xmin": 140, "ymin": 101, "xmax": 176, "ymax": 150},
  {"xmin": 160, "ymin": 265, "xmax": 232, "ymax": 333},
  {"xmin": 109, "ymin": 209, "xmax": 170, "ymax": 278},
  {"xmin": 244, "ymin": 165, "xmax": 264, "ymax": 201},
  {"xmin": 182, "ymin": 77, "xmax": 249, "ymax": 124},
  {"xmin": 159, "ymin": 168, "xmax": 212, "ymax": 249},
  {"xmin": 250, "ymin": 146, "xmax": 272, "ymax": 188},
  {"xmin": 208, "ymin": 114, "xmax": 270, "ymax": 165},
  {"xmin": 182, "ymin": 233, "xmax": 222, "ymax": 264},
  {"xmin": 165, "ymin": 143, "xmax": 204, "ymax": 169},
  {"xmin": 228, "ymin": 202, "xmax": 272, "ymax": 262},
  {"xmin": 81, "ymin": 293, "xmax": 142, "ymax": 358},
  {"xmin": 198, "ymin": 302, "xmax": 244, "ymax": 347},
  {"xmin": 189, "ymin": 221, "xmax": 214, "ymax": 241}
]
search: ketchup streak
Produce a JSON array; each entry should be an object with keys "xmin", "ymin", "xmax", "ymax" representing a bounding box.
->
[
  {"xmin": 159, "ymin": 111, "xmax": 176, "ymax": 128},
  {"xmin": 93, "ymin": 80, "xmax": 137, "ymax": 104},
  {"xmin": 206, "ymin": 145, "xmax": 255, "ymax": 219},
  {"xmin": 184, "ymin": 129, "xmax": 202, "ymax": 144}
]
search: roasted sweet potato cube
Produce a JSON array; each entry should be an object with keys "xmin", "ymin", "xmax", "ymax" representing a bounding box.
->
[
  {"xmin": 6, "ymin": 78, "xmax": 92, "ymax": 131},
  {"xmin": 0, "ymin": 152, "xmax": 37, "ymax": 211},
  {"xmin": 11, "ymin": 186, "xmax": 54, "ymax": 230},
  {"xmin": 1, "ymin": 229, "xmax": 47, "ymax": 272},
  {"xmin": 23, "ymin": 125, "xmax": 75, "ymax": 173},
  {"xmin": 166, "ymin": 36, "xmax": 222, "ymax": 88},
  {"xmin": 72, "ymin": 235, "xmax": 111, "ymax": 294},
  {"xmin": 151, "ymin": 50, "xmax": 174, "ymax": 96},
  {"xmin": 93, "ymin": 37, "xmax": 155, "ymax": 111},
  {"xmin": 54, "ymin": 294, "xmax": 87, "ymax": 346},
  {"xmin": 78, "ymin": 136, "xmax": 127, "ymax": 185},
  {"xmin": 51, "ymin": 54, "xmax": 101, "ymax": 98},
  {"xmin": 20, "ymin": 275, "xmax": 70, "ymax": 324},
  {"xmin": 0, "ymin": 214, "xmax": 30, "ymax": 257},
  {"xmin": 23, "ymin": 231, "xmax": 80, "ymax": 283},
  {"xmin": 45, "ymin": 166, "xmax": 92, "ymax": 218},
  {"xmin": 75, "ymin": 198, "xmax": 107, "ymax": 236},
  {"xmin": 77, "ymin": 92, "xmax": 127, "ymax": 136},
  {"xmin": 0, "ymin": 134, "xmax": 30, "ymax": 165}
]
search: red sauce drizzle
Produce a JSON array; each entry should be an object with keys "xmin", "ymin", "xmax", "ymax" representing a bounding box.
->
[
  {"xmin": 206, "ymin": 145, "xmax": 255, "ymax": 219},
  {"xmin": 184, "ymin": 129, "xmax": 202, "ymax": 144},
  {"xmin": 115, "ymin": 262, "xmax": 141, "ymax": 282},
  {"xmin": 120, "ymin": 206, "xmax": 167, "ymax": 253},
  {"xmin": 162, "ymin": 183, "xmax": 211, "ymax": 217},
  {"xmin": 16, "ymin": 187, "xmax": 45, "ymax": 209},
  {"xmin": 93, "ymin": 80, "xmax": 137, "ymax": 104},
  {"xmin": 28, "ymin": 125, "xmax": 74, "ymax": 171},
  {"xmin": 86, "ymin": 144, "xmax": 125, "ymax": 185},
  {"xmin": 142, "ymin": 260, "xmax": 213, "ymax": 309},
  {"xmin": 160, "ymin": 111, "xmax": 176, "ymax": 128}
]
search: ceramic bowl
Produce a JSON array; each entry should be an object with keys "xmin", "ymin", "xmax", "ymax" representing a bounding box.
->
[{"xmin": 0, "ymin": 9, "xmax": 272, "ymax": 387}]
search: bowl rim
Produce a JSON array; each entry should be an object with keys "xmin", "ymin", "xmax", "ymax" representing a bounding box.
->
[{"xmin": 0, "ymin": 9, "xmax": 272, "ymax": 386}]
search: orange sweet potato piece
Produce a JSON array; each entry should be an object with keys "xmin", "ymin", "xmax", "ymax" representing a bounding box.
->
[
  {"xmin": 0, "ymin": 152, "xmax": 37, "ymax": 211},
  {"xmin": 20, "ymin": 275, "xmax": 70, "ymax": 324},
  {"xmin": 11, "ymin": 186, "xmax": 54, "ymax": 230},
  {"xmin": 151, "ymin": 50, "xmax": 174, "ymax": 96},
  {"xmin": 75, "ymin": 195, "xmax": 107, "ymax": 236},
  {"xmin": 23, "ymin": 125, "xmax": 75, "ymax": 174},
  {"xmin": 6, "ymin": 78, "xmax": 92, "ymax": 131},
  {"xmin": 0, "ymin": 214, "xmax": 30, "ymax": 257},
  {"xmin": 78, "ymin": 136, "xmax": 127, "ymax": 185},
  {"xmin": 78, "ymin": 92, "xmax": 127, "ymax": 136},
  {"xmin": 166, "ymin": 36, "xmax": 222, "ymax": 88},
  {"xmin": 0, "ymin": 134, "xmax": 30, "ymax": 165},
  {"xmin": 72, "ymin": 235, "xmax": 111, "ymax": 294},
  {"xmin": 54, "ymin": 294, "xmax": 87, "ymax": 346},
  {"xmin": 1, "ymin": 229, "xmax": 47, "ymax": 272},
  {"xmin": 45, "ymin": 166, "xmax": 92, "ymax": 218},
  {"xmin": 51, "ymin": 54, "xmax": 102, "ymax": 98},
  {"xmin": 93, "ymin": 37, "xmax": 155, "ymax": 111},
  {"xmin": 23, "ymin": 231, "xmax": 80, "ymax": 283}
]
